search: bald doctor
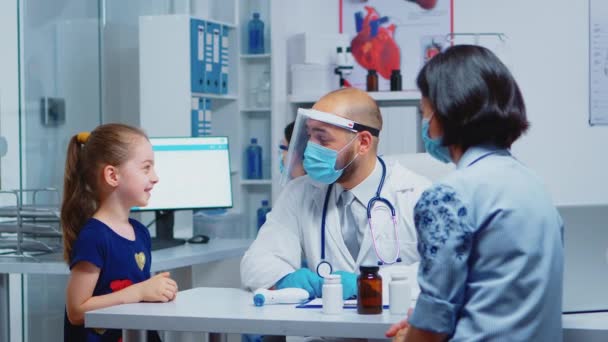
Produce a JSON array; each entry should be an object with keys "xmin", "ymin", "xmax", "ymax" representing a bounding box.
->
[{"xmin": 241, "ymin": 88, "xmax": 431, "ymax": 299}]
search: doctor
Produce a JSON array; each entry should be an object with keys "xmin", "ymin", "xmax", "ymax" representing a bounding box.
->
[{"xmin": 241, "ymin": 88, "xmax": 431, "ymax": 299}]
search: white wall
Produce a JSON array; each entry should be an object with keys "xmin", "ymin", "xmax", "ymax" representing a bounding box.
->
[
  {"xmin": 270, "ymin": 0, "xmax": 340, "ymax": 199},
  {"xmin": 455, "ymin": 0, "xmax": 607, "ymax": 206},
  {"xmin": 273, "ymin": 0, "xmax": 606, "ymax": 206}
]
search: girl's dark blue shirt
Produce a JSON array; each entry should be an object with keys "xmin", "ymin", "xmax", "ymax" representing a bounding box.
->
[{"xmin": 64, "ymin": 218, "xmax": 153, "ymax": 342}]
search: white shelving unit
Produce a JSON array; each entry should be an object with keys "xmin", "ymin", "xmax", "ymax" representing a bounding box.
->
[
  {"xmin": 288, "ymin": 90, "xmax": 422, "ymax": 104},
  {"xmin": 240, "ymin": 53, "xmax": 271, "ymax": 59},
  {"xmin": 237, "ymin": 0, "xmax": 273, "ymax": 235},
  {"xmin": 138, "ymin": 0, "xmax": 274, "ymax": 237},
  {"xmin": 240, "ymin": 179, "xmax": 273, "ymax": 186}
]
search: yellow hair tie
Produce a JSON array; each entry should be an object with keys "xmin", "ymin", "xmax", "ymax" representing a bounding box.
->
[{"xmin": 76, "ymin": 132, "xmax": 90, "ymax": 144}]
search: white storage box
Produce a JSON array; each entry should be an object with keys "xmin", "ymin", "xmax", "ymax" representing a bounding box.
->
[
  {"xmin": 287, "ymin": 32, "xmax": 350, "ymax": 65},
  {"xmin": 290, "ymin": 63, "xmax": 339, "ymax": 100}
]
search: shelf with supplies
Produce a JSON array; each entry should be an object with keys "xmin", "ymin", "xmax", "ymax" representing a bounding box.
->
[
  {"xmin": 240, "ymin": 107, "xmax": 271, "ymax": 113},
  {"xmin": 238, "ymin": 0, "xmax": 273, "ymax": 235},
  {"xmin": 191, "ymin": 92, "xmax": 238, "ymax": 100},
  {"xmin": 240, "ymin": 179, "xmax": 272, "ymax": 186},
  {"xmin": 288, "ymin": 90, "xmax": 422, "ymax": 104},
  {"xmin": 240, "ymin": 53, "xmax": 271, "ymax": 59}
]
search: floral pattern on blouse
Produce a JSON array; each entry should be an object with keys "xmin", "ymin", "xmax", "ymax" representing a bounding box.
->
[{"xmin": 414, "ymin": 184, "xmax": 473, "ymax": 274}]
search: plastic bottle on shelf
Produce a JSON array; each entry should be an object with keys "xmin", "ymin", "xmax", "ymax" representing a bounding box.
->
[
  {"xmin": 248, "ymin": 12, "xmax": 265, "ymax": 54},
  {"xmin": 256, "ymin": 200, "xmax": 272, "ymax": 230},
  {"xmin": 256, "ymin": 69, "xmax": 271, "ymax": 108},
  {"xmin": 246, "ymin": 138, "xmax": 263, "ymax": 179}
]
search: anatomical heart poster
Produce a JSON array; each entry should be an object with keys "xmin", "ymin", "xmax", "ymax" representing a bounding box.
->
[{"xmin": 341, "ymin": 0, "xmax": 452, "ymax": 91}]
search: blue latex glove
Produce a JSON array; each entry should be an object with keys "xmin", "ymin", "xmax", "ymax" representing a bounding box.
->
[
  {"xmin": 275, "ymin": 268, "xmax": 323, "ymax": 298},
  {"xmin": 334, "ymin": 270, "xmax": 358, "ymax": 300}
]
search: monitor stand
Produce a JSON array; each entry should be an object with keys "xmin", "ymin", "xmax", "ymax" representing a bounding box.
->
[{"xmin": 151, "ymin": 210, "xmax": 186, "ymax": 251}]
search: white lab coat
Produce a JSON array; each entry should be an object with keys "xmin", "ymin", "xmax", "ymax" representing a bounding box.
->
[{"xmin": 240, "ymin": 160, "xmax": 432, "ymax": 292}]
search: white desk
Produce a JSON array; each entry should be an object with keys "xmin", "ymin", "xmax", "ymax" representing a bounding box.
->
[
  {"xmin": 86, "ymin": 286, "xmax": 608, "ymax": 342},
  {"xmin": 86, "ymin": 287, "xmax": 403, "ymax": 341},
  {"xmin": 0, "ymin": 238, "xmax": 253, "ymax": 342}
]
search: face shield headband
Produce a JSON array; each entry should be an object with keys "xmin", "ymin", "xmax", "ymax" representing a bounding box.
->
[{"xmin": 280, "ymin": 108, "xmax": 380, "ymax": 186}]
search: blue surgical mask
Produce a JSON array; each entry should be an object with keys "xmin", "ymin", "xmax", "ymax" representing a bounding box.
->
[
  {"xmin": 422, "ymin": 117, "xmax": 451, "ymax": 163},
  {"xmin": 303, "ymin": 137, "xmax": 358, "ymax": 184}
]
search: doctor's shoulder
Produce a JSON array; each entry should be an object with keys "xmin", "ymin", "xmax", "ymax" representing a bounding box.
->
[
  {"xmin": 278, "ymin": 174, "xmax": 320, "ymax": 203},
  {"xmin": 387, "ymin": 160, "xmax": 433, "ymax": 191}
]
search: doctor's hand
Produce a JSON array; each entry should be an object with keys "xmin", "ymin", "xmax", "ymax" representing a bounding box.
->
[
  {"xmin": 333, "ymin": 271, "xmax": 357, "ymax": 300},
  {"xmin": 275, "ymin": 268, "xmax": 323, "ymax": 298}
]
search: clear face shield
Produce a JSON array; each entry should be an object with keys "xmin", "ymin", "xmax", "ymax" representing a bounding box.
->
[{"xmin": 280, "ymin": 108, "xmax": 380, "ymax": 186}]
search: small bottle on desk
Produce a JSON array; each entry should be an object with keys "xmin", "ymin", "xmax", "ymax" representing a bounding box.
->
[
  {"xmin": 357, "ymin": 265, "xmax": 383, "ymax": 314},
  {"xmin": 389, "ymin": 272, "xmax": 410, "ymax": 315},
  {"xmin": 322, "ymin": 274, "xmax": 343, "ymax": 315}
]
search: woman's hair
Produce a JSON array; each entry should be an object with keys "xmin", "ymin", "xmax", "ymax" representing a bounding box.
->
[
  {"xmin": 61, "ymin": 123, "xmax": 147, "ymax": 264},
  {"xmin": 284, "ymin": 121, "xmax": 295, "ymax": 144},
  {"xmin": 416, "ymin": 44, "xmax": 529, "ymax": 150}
]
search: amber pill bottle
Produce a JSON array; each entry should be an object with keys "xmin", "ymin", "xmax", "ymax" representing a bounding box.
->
[{"xmin": 357, "ymin": 265, "xmax": 383, "ymax": 314}]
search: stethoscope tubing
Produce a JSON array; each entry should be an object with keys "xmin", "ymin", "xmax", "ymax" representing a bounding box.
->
[{"xmin": 319, "ymin": 156, "xmax": 401, "ymax": 269}]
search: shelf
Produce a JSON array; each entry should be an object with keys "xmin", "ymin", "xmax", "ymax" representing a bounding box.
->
[
  {"xmin": 240, "ymin": 53, "xmax": 271, "ymax": 59},
  {"xmin": 240, "ymin": 179, "xmax": 272, "ymax": 186},
  {"xmin": 241, "ymin": 107, "xmax": 271, "ymax": 113},
  {"xmin": 192, "ymin": 93, "xmax": 238, "ymax": 100},
  {"xmin": 289, "ymin": 90, "xmax": 422, "ymax": 104}
]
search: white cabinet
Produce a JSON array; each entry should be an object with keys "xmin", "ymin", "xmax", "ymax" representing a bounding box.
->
[{"xmin": 138, "ymin": 0, "xmax": 273, "ymax": 237}]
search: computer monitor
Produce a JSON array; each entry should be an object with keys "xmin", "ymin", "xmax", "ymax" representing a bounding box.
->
[{"xmin": 132, "ymin": 136, "xmax": 233, "ymax": 249}]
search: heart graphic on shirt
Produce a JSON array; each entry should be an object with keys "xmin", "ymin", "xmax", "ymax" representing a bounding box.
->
[
  {"xmin": 135, "ymin": 252, "xmax": 146, "ymax": 271},
  {"xmin": 110, "ymin": 279, "xmax": 133, "ymax": 292},
  {"xmin": 93, "ymin": 328, "xmax": 106, "ymax": 335}
]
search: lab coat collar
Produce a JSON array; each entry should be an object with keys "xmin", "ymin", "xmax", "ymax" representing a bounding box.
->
[{"xmin": 456, "ymin": 144, "xmax": 510, "ymax": 169}]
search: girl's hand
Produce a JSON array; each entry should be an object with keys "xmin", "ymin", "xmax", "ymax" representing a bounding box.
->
[{"xmin": 138, "ymin": 272, "xmax": 178, "ymax": 302}]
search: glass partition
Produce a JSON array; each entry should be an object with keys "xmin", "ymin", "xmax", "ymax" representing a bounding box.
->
[{"xmin": 19, "ymin": 0, "xmax": 101, "ymax": 340}]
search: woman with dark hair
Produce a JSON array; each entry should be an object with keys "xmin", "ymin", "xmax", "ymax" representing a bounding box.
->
[{"xmin": 386, "ymin": 45, "xmax": 563, "ymax": 341}]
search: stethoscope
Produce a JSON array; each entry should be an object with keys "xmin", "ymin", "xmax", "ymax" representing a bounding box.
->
[{"xmin": 316, "ymin": 157, "xmax": 402, "ymax": 278}]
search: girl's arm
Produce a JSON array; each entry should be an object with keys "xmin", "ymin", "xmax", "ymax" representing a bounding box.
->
[{"xmin": 65, "ymin": 261, "xmax": 178, "ymax": 325}]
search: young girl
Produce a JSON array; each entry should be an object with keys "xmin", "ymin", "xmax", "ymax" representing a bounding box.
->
[{"xmin": 61, "ymin": 123, "xmax": 178, "ymax": 341}]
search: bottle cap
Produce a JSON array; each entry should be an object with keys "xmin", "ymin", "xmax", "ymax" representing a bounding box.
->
[
  {"xmin": 391, "ymin": 272, "xmax": 408, "ymax": 281},
  {"xmin": 325, "ymin": 274, "xmax": 342, "ymax": 284},
  {"xmin": 391, "ymin": 69, "xmax": 401, "ymax": 74},
  {"xmin": 253, "ymin": 293, "xmax": 265, "ymax": 306},
  {"xmin": 368, "ymin": 69, "xmax": 377, "ymax": 75},
  {"xmin": 262, "ymin": 200, "xmax": 269, "ymax": 206},
  {"xmin": 359, "ymin": 265, "xmax": 380, "ymax": 273},
  {"xmin": 253, "ymin": 12, "xmax": 260, "ymax": 19},
  {"xmin": 337, "ymin": 47, "xmax": 343, "ymax": 53},
  {"xmin": 251, "ymin": 138, "xmax": 257, "ymax": 144},
  {"xmin": 346, "ymin": 47, "xmax": 352, "ymax": 53}
]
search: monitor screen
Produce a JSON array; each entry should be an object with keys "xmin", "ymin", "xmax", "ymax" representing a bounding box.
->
[{"xmin": 133, "ymin": 136, "xmax": 233, "ymax": 211}]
